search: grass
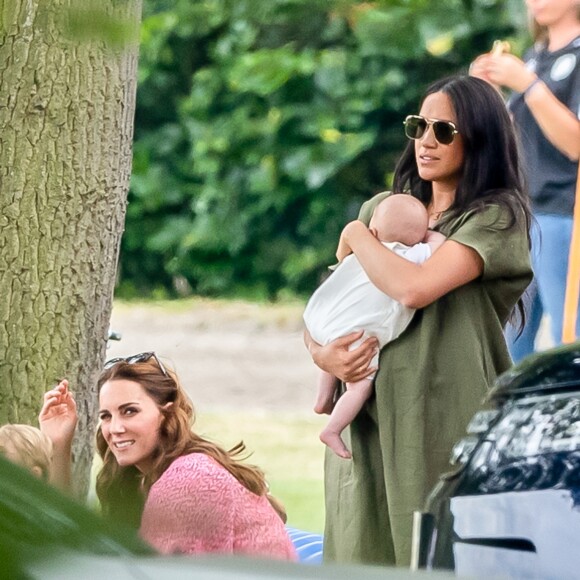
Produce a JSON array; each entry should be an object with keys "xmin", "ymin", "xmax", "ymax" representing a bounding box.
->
[{"xmin": 196, "ymin": 411, "xmax": 327, "ymax": 533}]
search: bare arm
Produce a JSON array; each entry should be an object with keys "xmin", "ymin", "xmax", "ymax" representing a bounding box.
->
[
  {"xmin": 38, "ymin": 380, "xmax": 78, "ymax": 493},
  {"xmin": 523, "ymin": 80, "xmax": 580, "ymax": 160},
  {"xmin": 474, "ymin": 53, "xmax": 580, "ymax": 160},
  {"xmin": 336, "ymin": 224, "xmax": 381, "ymax": 262},
  {"xmin": 335, "ymin": 234, "xmax": 352, "ymax": 262},
  {"xmin": 341, "ymin": 220, "xmax": 484, "ymax": 309}
]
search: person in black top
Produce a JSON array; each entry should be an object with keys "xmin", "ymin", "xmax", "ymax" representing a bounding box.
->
[{"xmin": 471, "ymin": 0, "xmax": 580, "ymax": 361}]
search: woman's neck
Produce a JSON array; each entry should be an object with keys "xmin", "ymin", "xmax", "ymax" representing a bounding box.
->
[
  {"xmin": 430, "ymin": 184, "xmax": 456, "ymax": 213},
  {"xmin": 547, "ymin": 18, "xmax": 580, "ymax": 51},
  {"xmin": 428, "ymin": 186, "xmax": 456, "ymax": 226}
]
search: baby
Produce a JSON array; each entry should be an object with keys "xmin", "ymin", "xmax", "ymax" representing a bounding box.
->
[{"xmin": 304, "ymin": 194, "xmax": 445, "ymax": 458}]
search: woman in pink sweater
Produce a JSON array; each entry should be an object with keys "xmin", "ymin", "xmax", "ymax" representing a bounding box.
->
[{"xmin": 39, "ymin": 353, "xmax": 296, "ymax": 560}]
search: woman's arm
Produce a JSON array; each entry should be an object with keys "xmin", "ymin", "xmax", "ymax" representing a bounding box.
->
[
  {"xmin": 341, "ymin": 220, "xmax": 484, "ymax": 309},
  {"xmin": 523, "ymin": 80, "xmax": 580, "ymax": 160},
  {"xmin": 38, "ymin": 380, "xmax": 78, "ymax": 492},
  {"xmin": 477, "ymin": 53, "xmax": 580, "ymax": 160},
  {"xmin": 335, "ymin": 234, "xmax": 352, "ymax": 262},
  {"xmin": 304, "ymin": 328, "xmax": 379, "ymax": 384}
]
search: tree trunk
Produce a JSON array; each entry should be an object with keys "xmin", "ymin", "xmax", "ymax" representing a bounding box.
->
[{"xmin": 0, "ymin": 0, "xmax": 142, "ymax": 497}]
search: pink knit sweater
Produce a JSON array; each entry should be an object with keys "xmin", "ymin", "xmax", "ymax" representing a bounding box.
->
[{"xmin": 139, "ymin": 453, "xmax": 297, "ymax": 560}]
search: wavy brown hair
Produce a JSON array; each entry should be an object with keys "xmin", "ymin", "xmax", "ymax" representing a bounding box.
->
[{"xmin": 95, "ymin": 358, "xmax": 283, "ymax": 527}]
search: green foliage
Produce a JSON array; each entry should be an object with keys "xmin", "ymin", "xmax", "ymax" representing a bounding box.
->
[{"xmin": 120, "ymin": 0, "xmax": 526, "ymax": 299}]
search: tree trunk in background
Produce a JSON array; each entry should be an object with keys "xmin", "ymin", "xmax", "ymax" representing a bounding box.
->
[{"xmin": 0, "ymin": 0, "xmax": 141, "ymax": 496}]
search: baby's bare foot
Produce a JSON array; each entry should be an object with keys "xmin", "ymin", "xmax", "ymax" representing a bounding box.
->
[{"xmin": 320, "ymin": 428, "xmax": 352, "ymax": 459}]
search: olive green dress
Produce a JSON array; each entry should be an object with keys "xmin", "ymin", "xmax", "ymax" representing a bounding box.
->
[{"xmin": 323, "ymin": 192, "xmax": 532, "ymax": 567}]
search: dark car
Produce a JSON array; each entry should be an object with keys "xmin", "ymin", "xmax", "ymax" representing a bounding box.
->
[{"xmin": 413, "ymin": 341, "xmax": 580, "ymax": 579}]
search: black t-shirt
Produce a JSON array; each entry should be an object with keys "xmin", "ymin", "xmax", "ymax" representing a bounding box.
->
[{"xmin": 508, "ymin": 36, "xmax": 580, "ymax": 216}]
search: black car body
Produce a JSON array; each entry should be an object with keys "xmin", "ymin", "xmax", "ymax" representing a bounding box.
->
[{"xmin": 414, "ymin": 341, "xmax": 580, "ymax": 579}]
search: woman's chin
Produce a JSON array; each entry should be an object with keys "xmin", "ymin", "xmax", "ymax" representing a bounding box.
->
[{"xmin": 112, "ymin": 452, "xmax": 136, "ymax": 467}]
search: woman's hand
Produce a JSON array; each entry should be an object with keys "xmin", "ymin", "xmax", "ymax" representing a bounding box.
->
[
  {"xmin": 39, "ymin": 379, "xmax": 78, "ymax": 449},
  {"xmin": 484, "ymin": 53, "xmax": 535, "ymax": 93},
  {"xmin": 469, "ymin": 54, "xmax": 496, "ymax": 86},
  {"xmin": 340, "ymin": 220, "xmax": 380, "ymax": 257},
  {"xmin": 471, "ymin": 53, "xmax": 535, "ymax": 94},
  {"xmin": 341, "ymin": 220, "xmax": 369, "ymax": 244},
  {"xmin": 305, "ymin": 329, "xmax": 379, "ymax": 384}
]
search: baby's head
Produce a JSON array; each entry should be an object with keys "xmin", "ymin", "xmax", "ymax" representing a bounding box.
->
[
  {"xmin": 0, "ymin": 424, "xmax": 53, "ymax": 481},
  {"xmin": 369, "ymin": 194, "xmax": 428, "ymax": 246}
]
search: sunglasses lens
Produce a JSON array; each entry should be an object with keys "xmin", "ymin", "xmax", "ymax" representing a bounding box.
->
[
  {"xmin": 104, "ymin": 357, "xmax": 122, "ymax": 369},
  {"xmin": 404, "ymin": 116, "xmax": 426, "ymax": 140},
  {"xmin": 433, "ymin": 121, "xmax": 455, "ymax": 145},
  {"xmin": 126, "ymin": 352, "xmax": 153, "ymax": 365},
  {"xmin": 404, "ymin": 116, "xmax": 456, "ymax": 144}
]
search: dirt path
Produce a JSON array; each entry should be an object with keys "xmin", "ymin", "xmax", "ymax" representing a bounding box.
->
[{"xmin": 107, "ymin": 299, "xmax": 318, "ymax": 416}]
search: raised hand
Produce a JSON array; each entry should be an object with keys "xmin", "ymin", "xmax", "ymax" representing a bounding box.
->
[
  {"xmin": 39, "ymin": 379, "xmax": 78, "ymax": 448},
  {"xmin": 470, "ymin": 53, "xmax": 535, "ymax": 94},
  {"xmin": 483, "ymin": 53, "xmax": 536, "ymax": 94}
]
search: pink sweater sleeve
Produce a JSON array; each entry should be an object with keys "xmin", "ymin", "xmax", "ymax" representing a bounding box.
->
[{"xmin": 140, "ymin": 454, "xmax": 296, "ymax": 561}]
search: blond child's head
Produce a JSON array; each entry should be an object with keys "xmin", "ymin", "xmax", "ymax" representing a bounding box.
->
[
  {"xmin": 369, "ymin": 194, "xmax": 429, "ymax": 246},
  {"xmin": 0, "ymin": 424, "xmax": 53, "ymax": 481}
]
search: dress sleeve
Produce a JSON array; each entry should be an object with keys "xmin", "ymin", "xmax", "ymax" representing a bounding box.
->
[
  {"xmin": 139, "ymin": 455, "xmax": 235, "ymax": 555},
  {"xmin": 447, "ymin": 204, "xmax": 532, "ymax": 282}
]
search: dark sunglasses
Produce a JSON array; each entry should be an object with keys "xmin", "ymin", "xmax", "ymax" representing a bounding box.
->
[
  {"xmin": 104, "ymin": 351, "xmax": 168, "ymax": 377},
  {"xmin": 403, "ymin": 115, "xmax": 458, "ymax": 145}
]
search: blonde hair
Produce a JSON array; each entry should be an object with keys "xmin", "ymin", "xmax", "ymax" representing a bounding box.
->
[
  {"xmin": 0, "ymin": 424, "xmax": 53, "ymax": 481},
  {"xmin": 95, "ymin": 358, "xmax": 285, "ymax": 528},
  {"xmin": 528, "ymin": 4, "xmax": 580, "ymax": 43}
]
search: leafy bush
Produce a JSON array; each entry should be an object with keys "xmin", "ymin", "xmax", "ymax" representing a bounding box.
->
[{"xmin": 120, "ymin": 0, "xmax": 526, "ymax": 299}]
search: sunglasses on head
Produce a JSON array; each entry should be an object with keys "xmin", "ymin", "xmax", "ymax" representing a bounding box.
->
[
  {"xmin": 403, "ymin": 115, "xmax": 458, "ymax": 145},
  {"xmin": 104, "ymin": 351, "xmax": 168, "ymax": 377}
]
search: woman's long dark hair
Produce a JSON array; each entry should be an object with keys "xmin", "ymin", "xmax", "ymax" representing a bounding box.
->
[
  {"xmin": 394, "ymin": 76, "xmax": 529, "ymax": 226},
  {"xmin": 393, "ymin": 75, "xmax": 532, "ymax": 326}
]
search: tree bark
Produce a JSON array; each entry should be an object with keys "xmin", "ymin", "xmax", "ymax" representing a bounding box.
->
[{"xmin": 0, "ymin": 0, "xmax": 142, "ymax": 497}]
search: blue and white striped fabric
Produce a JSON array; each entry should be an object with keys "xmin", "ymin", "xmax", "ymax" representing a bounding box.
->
[{"xmin": 286, "ymin": 527, "xmax": 324, "ymax": 564}]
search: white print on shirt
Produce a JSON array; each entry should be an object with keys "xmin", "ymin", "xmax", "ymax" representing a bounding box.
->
[{"xmin": 550, "ymin": 54, "xmax": 576, "ymax": 82}]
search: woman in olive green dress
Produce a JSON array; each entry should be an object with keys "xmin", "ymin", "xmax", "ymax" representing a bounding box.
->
[{"xmin": 304, "ymin": 75, "xmax": 533, "ymax": 567}]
